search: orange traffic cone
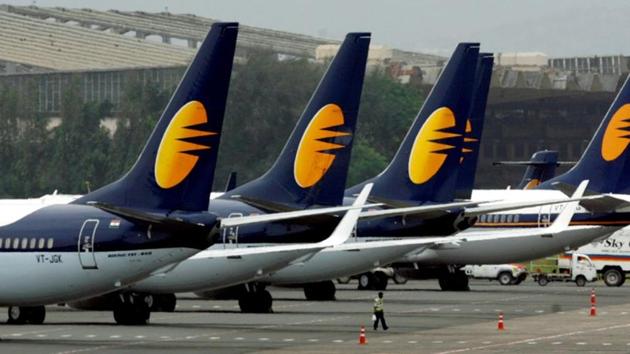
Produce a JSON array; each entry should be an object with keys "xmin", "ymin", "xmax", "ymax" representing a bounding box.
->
[
  {"xmin": 590, "ymin": 303, "xmax": 597, "ymax": 316},
  {"xmin": 359, "ymin": 325, "xmax": 367, "ymax": 345},
  {"xmin": 498, "ymin": 312, "xmax": 505, "ymax": 330},
  {"xmin": 591, "ymin": 288, "xmax": 596, "ymax": 305}
]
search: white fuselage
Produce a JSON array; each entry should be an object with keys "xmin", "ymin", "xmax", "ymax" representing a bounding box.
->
[
  {"xmin": 0, "ymin": 197, "xmax": 203, "ymax": 306},
  {"xmin": 0, "ymin": 248, "xmax": 196, "ymax": 306}
]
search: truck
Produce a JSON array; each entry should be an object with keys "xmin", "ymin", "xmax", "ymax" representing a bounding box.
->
[
  {"xmin": 532, "ymin": 253, "xmax": 597, "ymax": 287},
  {"xmin": 558, "ymin": 228, "xmax": 630, "ymax": 287},
  {"xmin": 462, "ymin": 264, "xmax": 528, "ymax": 285}
]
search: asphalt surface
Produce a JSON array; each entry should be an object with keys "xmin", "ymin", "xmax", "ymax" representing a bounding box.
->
[{"xmin": 2, "ymin": 279, "xmax": 630, "ymax": 353}]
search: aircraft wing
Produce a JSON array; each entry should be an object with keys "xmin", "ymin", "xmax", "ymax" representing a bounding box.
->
[
  {"xmin": 219, "ymin": 188, "xmax": 378, "ymax": 228},
  {"xmin": 577, "ymin": 194, "xmax": 630, "ymax": 213},
  {"xmin": 357, "ymin": 194, "xmax": 587, "ymax": 220},
  {"xmin": 358, "ymin": 200, "xmax": 485, "ymax": 220},
  {"xmin": 550, "ymin": 181, "xmax": 630, "ymax": 213},
  {"xmin": 172, "ymin": 184, "xmax": 374, "ymax": 266}
]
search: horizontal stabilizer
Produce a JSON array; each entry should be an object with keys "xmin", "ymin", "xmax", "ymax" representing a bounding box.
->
[
  {"xmin": 580, "ymin": 193, "xmax": 630, "ymax": 213},
  {"xmin": 87, "ymin": 202, "xmax": 217, "ymax": 233},
  {"xmin": 359, "ymin": 200, "xmax": 486, "ymax": 220},
  {"xmin": 493, "ymin": 161, "xmax": 575, "ymax": 166},
  {"xmin": 219, "ymin": 201, "xmax": 380, "ymax": 228},
  {"xmin": 550, "ymin": 181, "xmax": 630, "ymax": 212}
]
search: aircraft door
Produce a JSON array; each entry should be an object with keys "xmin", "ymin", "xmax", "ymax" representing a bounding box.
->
[
  {"xmin": 537, "ymin": 205, "xmax": 551, "ymax": 228},
  {"xmin": 222, "ymin": 213, "xmax": 242, "ymax": 248},
  {"xmin": 78, "ymin": 219, "xmax": 99, "ymax": 269}
]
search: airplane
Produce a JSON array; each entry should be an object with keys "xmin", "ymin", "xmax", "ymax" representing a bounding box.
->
[
  {"xmin": 63, "ymin": 32, "xmax": 376, "ymax": 319},
  {"xmin": 9, "ymin": 40, "xmax": 609, "ymax": 318},
  {"xmin": 395, "ymin": 70, "xmax": 630, "ymax": 291},
  {"xmin": 492, "ymin": 150, "xmax": 574, "ymax": 190},
  {"xmin": 472, "ymin": 74, "xmax": 630, "ymax": 227},
  {"xmin": 0, "ymin": 22, "xmax": 240, "ymax": 325},
  {"xmin": 213, "ymin": 46, "xmax": 616, "ymax": 302},
  {"xmin": 1, "ymin": 24, "xmax": 376, "ymax": 325}
]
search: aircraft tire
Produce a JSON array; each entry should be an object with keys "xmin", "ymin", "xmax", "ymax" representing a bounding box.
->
[
  {"xmin": 393, "ymin": 272, "xmax": 408, "ymax": 285},
  {"xmin": 358, "ymin": 273, "xmax": 374, "ymax": 290},
  {"xmin": 373, "ymin": 272, "xmax": 389, "ymax": 290},
  {"xmin": 438, "ymin": 277, "xmax": 451, "ymax": 291},
  {"xmin": 439, "ymin": 271, "xmax": 469, "ymax": 291},
  {"xmin": 304, "ymin": 281, "xmax": 336, "ymax": 301},
  {"xmin": 113, "ymin": 294, "xmax": 151, "ymax": 325},
  {"xmin": 239, "ymin": 290, "xmax": 273, "ymax": 313},
  {"xmin": 453, "ymin": 272, "xmax": 470, "ymax": 291},
  {"xmin": 7, "ymin": 306, "xmax": 46, "ymax": 324}
]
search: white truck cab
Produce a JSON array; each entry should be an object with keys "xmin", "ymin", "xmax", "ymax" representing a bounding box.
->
[{"xmin": 535, "ymin": 253, "xmax": 597, "ymax": 287}]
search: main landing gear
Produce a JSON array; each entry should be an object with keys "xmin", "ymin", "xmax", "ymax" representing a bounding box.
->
[
  {"xmin": 7, "ymin": 306, "xmax": 46, "ymax": 324},
  {"xmin": 238, "ymin": 283, "xmax": 273, "ymax": 313},
  {"xmin": 113, "ymin": 293, "xmax": 152, "ymax": 325},
  {"xmin": 357, "ymin": 271, "xmax": 389, "ymax": 291},
  {"xmin": 303, "ymin": 281, "xmax": 336, "ymax": 301},
  {"xmin": 438, "ymin": 267, "xmax": 470, "ymax": 291}
]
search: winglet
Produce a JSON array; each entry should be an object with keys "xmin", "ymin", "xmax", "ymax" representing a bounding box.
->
[
  {"xmin": 317, "ymin": 183, "xmax": 373, "ymax": 247},
  {"xmin": 546, "ymin": 180, "xmax": 588, "ymax": 232}
]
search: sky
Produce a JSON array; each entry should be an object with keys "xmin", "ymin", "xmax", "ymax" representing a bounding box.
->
[{"xmin": 6, "ymin": 0, "xmax": 630, "ymax": 57}]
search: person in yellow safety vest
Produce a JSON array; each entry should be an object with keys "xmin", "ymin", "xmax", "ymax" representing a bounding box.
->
[{"xmin": 373, "ymin": 292, "xmax": 388, "ymax": 330}]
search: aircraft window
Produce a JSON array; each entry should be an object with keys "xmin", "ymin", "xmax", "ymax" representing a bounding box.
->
[
  {"xmin": 479, "ymin": 215, "xmax": 485, "ymax": 223},
  {"xmin": 38, "ymin": 238, "xmax": 45, "ymax": 249},
  {"xmin": 12, "ymin": 238, "xmax": 19, "ymax": 249},
  {"xmin": 4, "ymin": 238, "xmax": 10, "ymax": 249},
  {"xmin": 500, "ymin": 215, "xmax": 507, "ymax": 223},
  {"xmin": 493, "ymin": 214, "xmax": 500, "ymax": 223},
  {"xmin": 29, "ymin": 238, "xmax": 36, "ymax": 249},
  {"xmin": 21, "ymin": 238, "xmax": 27, "ymax": 249},
  {"xmin": 514, "ymin": 214, "xmax": 520, "ymax": 223},
  {"xmin": 47, "ymin": 238, "xmax": 54, "ymax": 249},
  {"xmin": 0, "ymin": 238, "xmax": 2, "ymax": 249},
  {"xmin": 506, "ymin": 215, "xmax": 513, "ymax": 223}
]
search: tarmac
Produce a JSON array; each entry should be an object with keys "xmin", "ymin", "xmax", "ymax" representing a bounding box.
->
[{"xmin": 1, "ymin": 279, "xmax": 630, "ymax": 353}]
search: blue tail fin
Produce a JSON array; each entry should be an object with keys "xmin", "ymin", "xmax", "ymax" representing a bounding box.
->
[
  {"xmin": 74, "ymin": 23, "xmax": 238, "ymax": 211},
  {"xmin": 518, "ymin": 150, "xmax": 560, "ymax": 189},
  {"xmin": 347, "ymin": 43, "xmax": 480, "ymax": 204},
  {"xmin": 222, "ymin": 33, "xmax": 371, "ymax": 207},
  {"xmin": 455, "ymin": 52, "xmax": 494, "ymax": 199},
  {"xmin": 539, "ymin": 75, "xmax": 630, "ymax": 193}
]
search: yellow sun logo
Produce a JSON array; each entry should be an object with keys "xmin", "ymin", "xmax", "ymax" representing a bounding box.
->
[
  {"xmin": 601, "ymin": 103, "xmax": 630, "ymax": 162},
  {"xmin": 408, "ymin": 107, "xmax": 461, "ymax": 184},
  {"xmin": 294, "ymin": 104, "xmax": 349, "ymax": 188},
  {"xmin": 154, "ymin": 101, "xmax": 216, "ymax": 189},
  {"xmin": 460, "ymin": 119, "xmax": 478, "ymax": 164}
]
